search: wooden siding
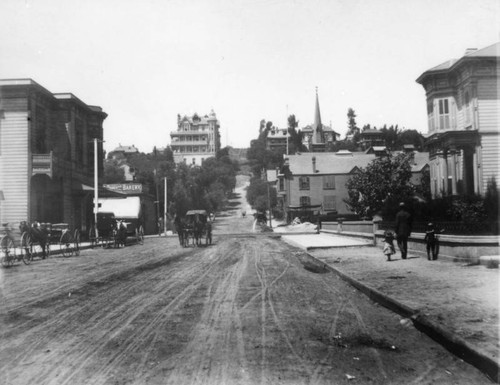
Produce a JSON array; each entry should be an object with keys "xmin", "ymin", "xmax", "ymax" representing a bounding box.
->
[
  {"xmin": 481, "ymin": 133, "xmax": 500, "ymax": 192},
  {"xmin": 477, "ymin": 79, "xmax": 499, "ymax": 132},
  {"xmin": 0, "ymin": 111, "xmax": 29, "ymax": 224}
]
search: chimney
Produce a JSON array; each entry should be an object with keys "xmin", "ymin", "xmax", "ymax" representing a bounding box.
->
[
  {"xmin": 312, "ymin": 156, "xmax": 317, "ymax": 173},
  {"xmin": 465, "ymin": 48, "xmax": 477, "ymax": 55}
]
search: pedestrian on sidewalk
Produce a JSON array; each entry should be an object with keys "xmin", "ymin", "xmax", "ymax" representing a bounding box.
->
[
  {"xmin": 424, "ymin": 222, "xmax": 442, "ymax": 260},
  {"xmin": 383, "ymin": 230, "xmax": 396, "ymax": 261},
  {"xmin": 395, "ymin": 202, "xmax": 412, "ymax": 259}
]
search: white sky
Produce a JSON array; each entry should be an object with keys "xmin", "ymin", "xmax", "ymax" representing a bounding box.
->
[{"xmin": 1, "ymin": 0, "xmax": 499, "ymax": 153}]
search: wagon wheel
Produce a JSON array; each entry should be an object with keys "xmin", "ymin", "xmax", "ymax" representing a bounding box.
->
[
  {"xmin": 88, "ymin": 226, "xmax": 97, "ymax": 248},
  {"xmin": 43, "ymin": 242, "xmax": 51, "ymax": 259},
  {"xmin": 136, "ymin": 225, "xmax": 145, "ymax": 245},
  {"xmin": 1, "ymin": 236, "xmax": 17, "ymax": 267},
  {"xmin": 20, "ymin": 232, "xmax": 33, "ymax": 265},
  {"xmin": 60, "ymin": 231, "xmax": 73, "ymax": 257},
  {"xmin": 74, "ymin": 229, "xmax": 81, "ymax": 256}
]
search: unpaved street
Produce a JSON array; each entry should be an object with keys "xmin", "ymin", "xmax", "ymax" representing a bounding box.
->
[{"xmin": 0, "ymin": 180, "xmax": 492, "ymax": 384}]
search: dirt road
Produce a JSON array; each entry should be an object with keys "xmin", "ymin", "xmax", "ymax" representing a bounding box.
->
[{"xmin": 0, "ymin": 178, "xmax": 492, "ymax": 384}]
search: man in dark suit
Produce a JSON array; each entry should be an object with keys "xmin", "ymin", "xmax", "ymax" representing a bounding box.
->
[{"xmin": 395, "ymin": 202, "xmax": 412, "ymax": 259}]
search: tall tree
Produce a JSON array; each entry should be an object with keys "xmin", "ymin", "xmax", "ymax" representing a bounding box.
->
[
  {"xmin": 346, "ymin": 108, "xmax": 360, "ymax": 141},
  {"xmin": 345, "ymin": 152, "xmax": 416, "ymax": 219},
  {"xmin": 287, "ymin": 114, "xmax": 304, "ymax": 154}
]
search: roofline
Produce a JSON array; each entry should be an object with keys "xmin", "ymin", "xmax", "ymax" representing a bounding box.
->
[
  {"xmin": 416, "ymin": 43, "xmax": 499, "ymax": 84},
  {"xmin": 0, "ymin": 78, "xmax": 106, "ymax": 117}
]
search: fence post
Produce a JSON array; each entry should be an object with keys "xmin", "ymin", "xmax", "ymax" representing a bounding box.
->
[{"xmin": 372, "ymin": 220, "xmax": 378, "ymax": 246}]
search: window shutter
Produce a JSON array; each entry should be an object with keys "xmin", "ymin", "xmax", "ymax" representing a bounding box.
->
[
  {"xmin": 451, "ymin": 99, "xmax": 457, "ymax": 129},
  {"xmin": 433, "ymin": 100, "xmax": 438, "ymax": 130}
]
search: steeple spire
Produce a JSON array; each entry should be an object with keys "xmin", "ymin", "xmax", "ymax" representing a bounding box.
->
[{"xmin": 312, "ymin": 87, "xmax": 322, "ymax": 144}]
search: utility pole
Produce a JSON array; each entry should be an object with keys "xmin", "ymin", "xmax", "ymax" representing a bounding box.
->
[
  {"xmin": 266, "ymin": 172, "xmax": 272, "ymax": 229},
  {"xmin": 93, "ymin": 138, "xmax": 103, "ymax": 238},
  {"xmin": 164, "ymin": 177, "xmax": 167, "ymax": 237}
]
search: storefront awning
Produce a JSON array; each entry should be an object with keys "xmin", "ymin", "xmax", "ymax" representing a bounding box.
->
[{"xmin": 73, "ymin": 183, "xmax": 126, "ymax": 198}]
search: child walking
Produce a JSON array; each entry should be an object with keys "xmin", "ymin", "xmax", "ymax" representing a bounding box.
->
[
  {"xmin": 383, "ymin": 230, "xmax": 396, "ymax": 261},
  {"xmin": 424, "ymin": 222, "xmax": 441, "ymax": 260}
]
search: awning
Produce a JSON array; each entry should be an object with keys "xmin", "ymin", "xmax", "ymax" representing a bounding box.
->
[{"xmin": 73, "ymin": 183, "xmax": 126, "ymax": 197}]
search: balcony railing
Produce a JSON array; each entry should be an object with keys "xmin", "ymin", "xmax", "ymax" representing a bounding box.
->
[{"xmin": 32, "ymin": 152, "xmax": 53, "ymax": 177}]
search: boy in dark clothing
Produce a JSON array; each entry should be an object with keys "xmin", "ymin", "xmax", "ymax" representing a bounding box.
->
[{"xmin": 424, "ymin": 222, "xmax": 441, "ymax": 260}]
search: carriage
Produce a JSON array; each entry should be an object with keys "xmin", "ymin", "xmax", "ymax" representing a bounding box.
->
[
  {"xmin": 182, "ymin": 210, "xmax": 211, "ymax": 247},
  {"xmin": 89, "ymin": 212, "xmax": 117, "ymax": 248},
  {"xmin": 46, "ymin": 223, "xmax": 80, "ymax": 257},
  {"xmin": 92, "ymin": 196, "xmax": 145, "ymax": 247},
  {"xmin": 0, "ymin": 222, "xmax": 32, "ymax": 266},
  {"xmin": 1, "ymin": 221, "xmax": 80, "ymax": 266}
]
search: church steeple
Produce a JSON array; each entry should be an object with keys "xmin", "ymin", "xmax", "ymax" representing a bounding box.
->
[{"xmin": 312, "ymin": 87, "xmax": 323, "ymax": 144}]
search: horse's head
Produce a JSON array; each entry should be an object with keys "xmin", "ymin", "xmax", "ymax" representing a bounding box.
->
[{"xmin": 19, "ymin": 221, "xmax": 29, "ymax": 232}]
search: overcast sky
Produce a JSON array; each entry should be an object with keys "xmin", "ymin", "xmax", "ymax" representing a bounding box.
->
[{"xmin": 1, "ymin": 0, "xmax": 499, "ymax": 153}]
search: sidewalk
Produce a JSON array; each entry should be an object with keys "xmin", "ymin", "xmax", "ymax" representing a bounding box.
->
[{"xmin": 282, "ymin": 232, "xmax": 500, "ymax": 382}]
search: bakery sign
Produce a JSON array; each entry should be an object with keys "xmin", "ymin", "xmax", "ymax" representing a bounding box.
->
[{"xmin": 104, "ymin": 183, "xmax": 143, "ymax": 194}]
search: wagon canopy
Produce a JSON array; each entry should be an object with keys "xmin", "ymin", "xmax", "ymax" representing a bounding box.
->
[
  {"xmin": 99, "ymin": 196, "xmax": 141, "ymax": 219},
  {"xmin": 185, "ymin": 210, "xmax": 208, "ymax": 216}
]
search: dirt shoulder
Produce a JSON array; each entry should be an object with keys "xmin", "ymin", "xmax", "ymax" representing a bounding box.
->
[{"xmin": 310, "ymin": 246, "xmax": 500, "ymax": 362}]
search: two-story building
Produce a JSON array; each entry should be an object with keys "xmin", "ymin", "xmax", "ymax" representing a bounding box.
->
[
  {"xmin": 170, "ymin": 110, "xmax": 220, "ymax": 165},
  {"xmin": 0, "ymin": 79, "xmax": 107, "ymax": 231},
  {"xmin": 416, "ymin": 42, "xmax": 499, "ymax": 197},
  {"xmin": 277, "ymin": 150, "xmax": 429, "ymax": 221}
]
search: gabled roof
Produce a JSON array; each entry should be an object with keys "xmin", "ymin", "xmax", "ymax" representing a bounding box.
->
[
  {"xmin": 287, "ymin": 151, "xmax": 429, "ymax": 175},
  {"xmin": 112, "ymin": 144, "xmax": 139, "ymax": 153},
  {"xmin": 287, "ymin": 152, "xmax": 376, "ymax": 175}
]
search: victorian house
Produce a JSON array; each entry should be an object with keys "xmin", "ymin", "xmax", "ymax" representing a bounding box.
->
[
  {"xmin": 416, "ymin": 42, "xmax": 499, "ymax": 197},
  {"xmin": 170, "ymin": 110, "xmax": 220, "ymax": 166},
  {"xmin": 0, "ymin": 79, "xmax": 107, "ymax": 231}
]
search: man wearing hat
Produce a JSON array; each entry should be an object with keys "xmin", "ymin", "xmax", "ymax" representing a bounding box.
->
[{"xmin": 395, "ymin": 202, "xmax": 412, "ymax": 259}]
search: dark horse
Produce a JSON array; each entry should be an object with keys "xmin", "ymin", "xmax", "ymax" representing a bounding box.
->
[
  {"xmin": 19, "ymin": 221, "xmax": 49, "ymax": 258},
  {"xmin": 193, "ymin": 215, "xmax": 206, "ymax": 247},
  {"xmin": 174, "ymin": 215, "xmax": 186, "ymax": 247}
]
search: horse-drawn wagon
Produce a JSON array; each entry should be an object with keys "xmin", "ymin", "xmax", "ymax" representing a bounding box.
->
[
  {"xmin": 182, "ymin": 210, "xmax": 211, "ymax": 247},
  {"xmin": 89, "ymin": 212, "xmax": 118, "ymax": 248},
  {"xmin": 95, "ymin": 196, "xmax": 144, "ymax": 246}
]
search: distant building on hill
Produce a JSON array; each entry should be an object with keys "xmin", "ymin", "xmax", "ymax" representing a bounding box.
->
[
  {"xmin": 108, "ymin": 144, "xmax": 139, "ymax": 160},
  {"xmin": 107, "ymin": 144, "xmax": 140, "ymax": 182},
  {"xmin": 170, "ymin": 110, "xmax": 220, "ymax": 166},
  {"xmin": 416, "ymin": 42, "xmax": 500, "ymax": 197},
  {"xmin": 266, "ymin": 127, "xmax": 289, "ymax": 153}
]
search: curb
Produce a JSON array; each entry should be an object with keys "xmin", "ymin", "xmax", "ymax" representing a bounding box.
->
[{"xmin": 307, "ymin": 252, "xmax": 500, "ymax": 383}]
